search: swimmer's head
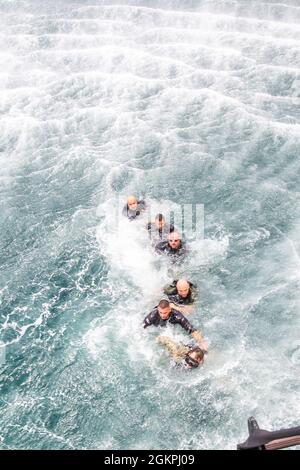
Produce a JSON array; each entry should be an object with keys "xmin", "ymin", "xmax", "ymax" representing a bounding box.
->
[
  {"xmin": 185, "ymin": 347, "xmax": 204, "ymax": 369},
  {"xmin": 157, "ymin": 299, "xmax": 171, "ymax": 320},
  {"xmin": 127, "ymin": 195, "xmax": 137, "ymax": 211},
  {"xmin": 176, "ymin": 279, "xmax": 190, "ymax": 298}
]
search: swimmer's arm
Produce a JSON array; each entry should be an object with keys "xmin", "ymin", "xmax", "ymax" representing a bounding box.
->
[
  {"xmin": 139, "ymin": 200, "xmax": 146, "ymax": 211},
  {"xmin": 191, "ymin": 330, "xmax": 208, "ymax": 353},
  {"xmin": 169, "ymin": 303, "xmax": 193, "ymax": 315},
  {"xmin": 143, "ymin": 310, "xmax": 156, "ymax": 328}
]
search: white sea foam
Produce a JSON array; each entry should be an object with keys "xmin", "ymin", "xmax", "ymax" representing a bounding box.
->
[{"xmin": 1, "ymin": 0, "xmax": 300, "ymax": 451}]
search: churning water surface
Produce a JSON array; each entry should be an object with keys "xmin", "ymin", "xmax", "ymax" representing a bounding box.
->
[{"xmin": 0, "ymin": 0, "xmax": 300, "ymax": 450}]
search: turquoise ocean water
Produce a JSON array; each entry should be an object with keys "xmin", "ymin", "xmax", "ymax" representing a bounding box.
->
[{"xmin": 0, "ymin": 0, "xmax": 300, "ymax": 449}]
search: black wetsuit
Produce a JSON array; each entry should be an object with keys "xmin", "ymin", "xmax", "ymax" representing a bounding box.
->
[
  {"xmin": 146, "ymin": 222, "xmax": 175, "ymax": 244},
  {"xmin": 163, "ymin": 280, "xmax": 197, "ymax": 305},
  {"xmin": 155, "ymin": 240, "xmax": 187, "ymax": 260},
  {"xmin": 122, "ymin": 200, "xmax": 146, "ymax": 220},
  {"xmin": 143, "ymin": 307, "xmax": 196, "ymax": 334}
]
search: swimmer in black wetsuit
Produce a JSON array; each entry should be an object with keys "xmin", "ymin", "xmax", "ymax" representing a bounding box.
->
[
  {"xmin": 156, "ymin": 335, "xmax": 205, "ymax": 369},
  {"xmin": 155, "ymin": 232, "xmax": 187, "ymax": 261},
  {"xmin": 146, "ymin": 213, "xmax": 175, "ymax": 245},
  {"xmin": 122, "ymin": 195, "xmax": 146, "ymax": 220},
  {"xmin": 143, "ymin": 299, "xmax": 208, "ymax": 352}
]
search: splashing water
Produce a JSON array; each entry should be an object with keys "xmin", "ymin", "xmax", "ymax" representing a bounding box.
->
[{"xmin": 0, "ymin": 0, "xmax": 300, "ymax": 450}]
